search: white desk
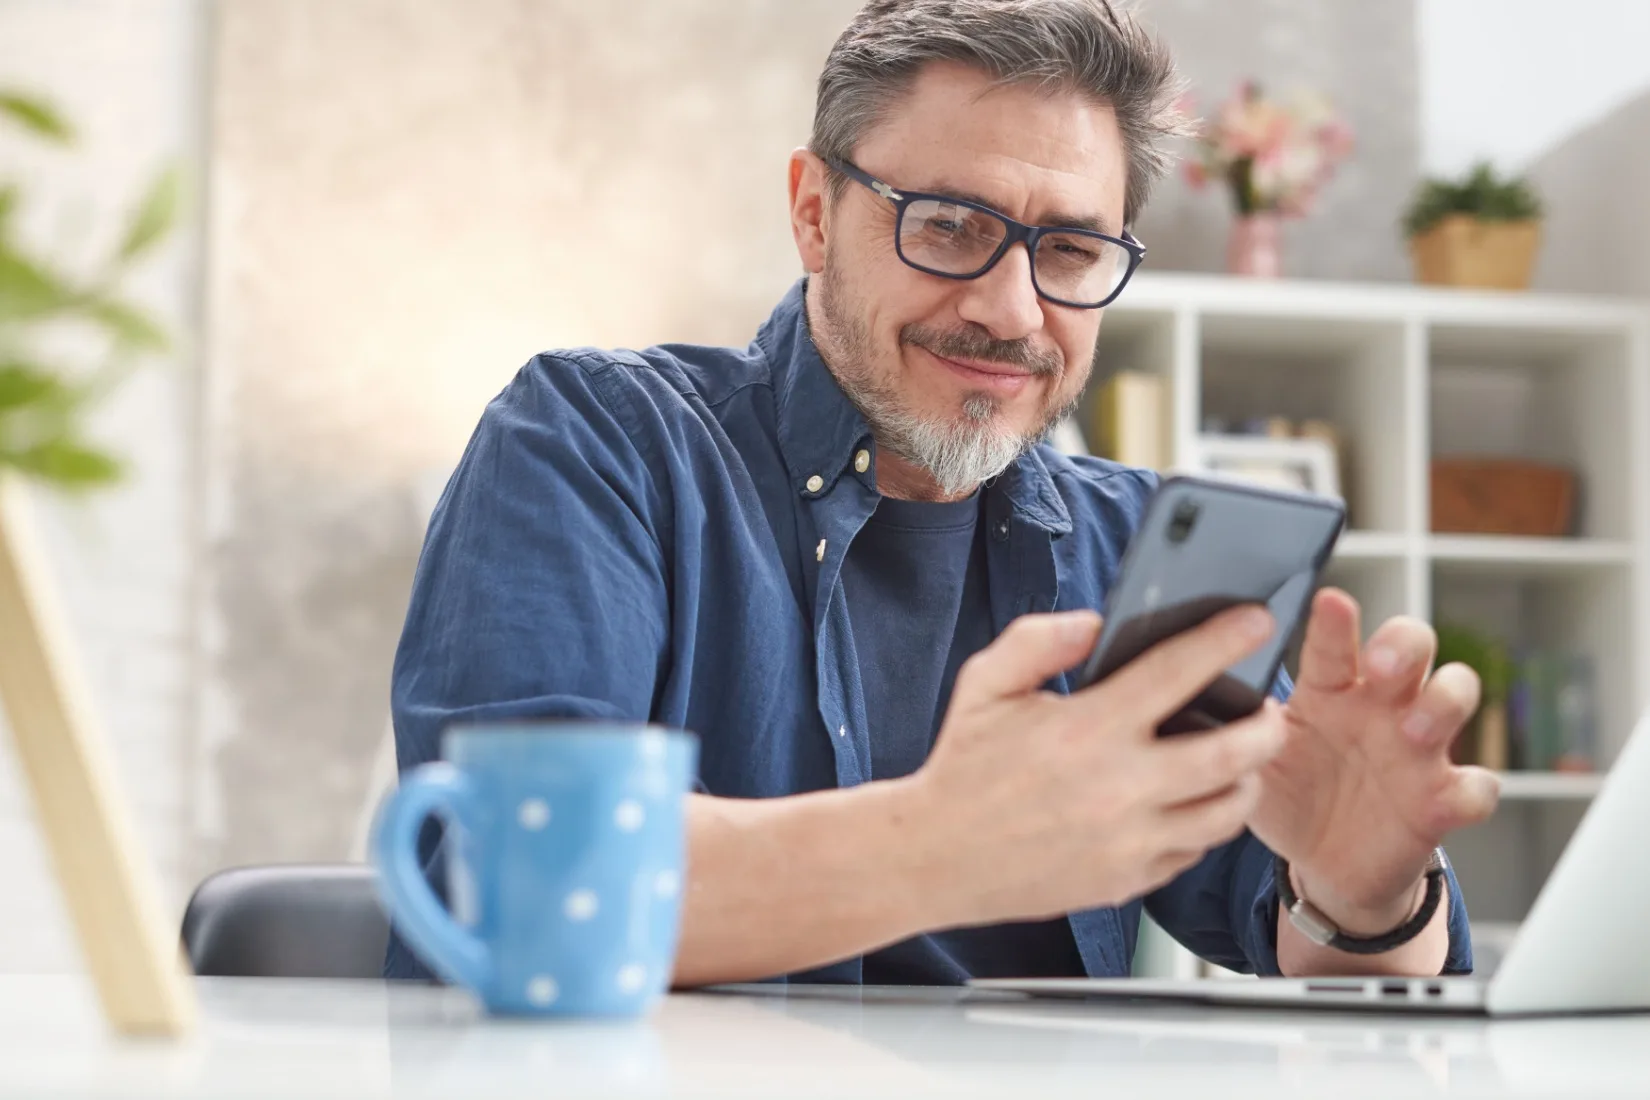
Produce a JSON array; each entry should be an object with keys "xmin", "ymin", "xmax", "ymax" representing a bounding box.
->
[{"xmin": 3, "ymin": 975, "xmax": 1648, "ymax": 1098}]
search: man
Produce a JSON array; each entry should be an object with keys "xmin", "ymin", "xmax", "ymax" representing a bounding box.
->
[{"xmin": 389, "ymin": 0, "xmax": 1498, "ymax": 985}]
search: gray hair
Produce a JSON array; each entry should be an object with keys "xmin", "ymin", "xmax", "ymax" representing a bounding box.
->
[{"xmin": 810, "ymin": 0, "xmax": 1189, "ymax": 226}]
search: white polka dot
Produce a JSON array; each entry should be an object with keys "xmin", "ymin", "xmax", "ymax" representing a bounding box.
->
[
  {"xmin": 614, "ymin": 799, "xmax": 645, "ymax": 832},
  {"xmin": 517, "ymin": 798, "xmax": 551, "ymax": 830},
  {"xmin": 563, "ymin": 889, "xmax": 599, "ymax": 922},
  {"xmin": 526, "ymin": 975, "xmax": 559, "ymax": 1006},
  {"xmin": 639, "ymin": 732, "xmax": 668, "ymax": 761},
  {"xmin": 616, "ymin": 963, "xmax": 647, "ymax": 994},
  {"xmin": 654, "ymin": 870, "xmax": 680, "ymax": 899}
]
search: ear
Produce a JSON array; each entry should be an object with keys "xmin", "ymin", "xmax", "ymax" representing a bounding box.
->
[{"xmin": 788, "ymin": 148, "xmax": 830, "ymax": 275}]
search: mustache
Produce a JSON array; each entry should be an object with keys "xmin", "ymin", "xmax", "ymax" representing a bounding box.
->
[{"xmin": 901, "ymin": 323, "xmax": 1064, "ymax": 377}]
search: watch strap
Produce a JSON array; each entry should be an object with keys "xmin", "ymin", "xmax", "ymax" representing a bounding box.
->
[{"xmin": 1275, "ymin": 848, "xmax": 1447, "ymax": 956}]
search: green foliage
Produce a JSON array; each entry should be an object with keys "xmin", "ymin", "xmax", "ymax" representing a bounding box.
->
[
  {"xmin": 0, "ymin": 89, "xmax": 179, "ymax": 489},
  {"xmin": 0, "ymin": 92, "xmax": 73, "ymax": 144},
  {"xmin": 1402, "ymin": 161, "xmax": 1543, "ymax": 239},
  {"xmin": 1434, "ymin": 622, "xmax": 1514, "ymax": 705}
]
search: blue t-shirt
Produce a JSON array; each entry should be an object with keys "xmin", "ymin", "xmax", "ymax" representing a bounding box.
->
[{"xmin": 843, "ymin": 492, "xmax": 1084, "ymax": 983}]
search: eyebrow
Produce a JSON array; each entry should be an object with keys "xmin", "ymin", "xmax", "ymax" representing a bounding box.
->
[{"xmin": 917, "ymin": 182, "xmax": 1116, "ymax": 237}]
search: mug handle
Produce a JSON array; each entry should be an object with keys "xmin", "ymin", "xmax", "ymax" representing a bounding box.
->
[{"xmin": 370, "ymin": 762, "xmax": 492, "ymax": 991}]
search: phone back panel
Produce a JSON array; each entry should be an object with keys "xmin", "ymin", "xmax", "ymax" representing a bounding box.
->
[{"xmin": 1079, "ymin": 475, "xmax": 1345, "ymax": 732}]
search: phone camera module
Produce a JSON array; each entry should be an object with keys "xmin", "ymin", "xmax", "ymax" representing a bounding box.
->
[{"xmin": 1167, "ymin": 500, "xmax": 1199, "ymax": 544}]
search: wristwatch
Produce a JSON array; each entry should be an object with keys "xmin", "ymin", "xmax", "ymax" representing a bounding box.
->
[{"xmin": 1275, "ymin": 848, "xmax": 1448, "ymax": 955}]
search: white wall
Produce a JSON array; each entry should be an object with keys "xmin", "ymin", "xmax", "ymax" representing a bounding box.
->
[
  {"xmin": 1419, "ymin": 0, "xmax": 1650, "ymax": 175},
  {"xmin": 0, "ymin": 0, "xmax": 204, "ymax": 973}
]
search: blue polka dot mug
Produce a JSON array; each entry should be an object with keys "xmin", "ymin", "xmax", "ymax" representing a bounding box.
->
[{"xmin": 371, "ymin": 721, "xmax": 698, "ymax": 1017}]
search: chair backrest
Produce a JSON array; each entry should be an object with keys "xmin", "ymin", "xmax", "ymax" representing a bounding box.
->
[{"xmin": 180, "ymin": 864, "xmax": 389, "ymax": 979}]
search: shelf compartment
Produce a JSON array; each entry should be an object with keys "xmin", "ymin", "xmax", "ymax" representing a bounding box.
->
[
  {"xmin": 1198, "ymin": 314, "xmax": 1409, "ymax": 535},
  {"xmin": 1430, "ymin": 562, "xmax": 1637, "ymax": 771},
  {"xmin": 1428, "ymin": 324, "xmax": 1635, "ymax": 541}
]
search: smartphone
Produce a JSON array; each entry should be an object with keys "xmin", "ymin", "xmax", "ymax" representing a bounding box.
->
[{"xmin": 1074, "ymin": 473, "xmax": 1346, "ymax": 734}]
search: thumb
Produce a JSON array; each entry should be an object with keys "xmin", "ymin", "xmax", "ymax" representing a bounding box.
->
[{"xmin": 953, "ymin": 610, "xmax": 1101, "ymax": 707}]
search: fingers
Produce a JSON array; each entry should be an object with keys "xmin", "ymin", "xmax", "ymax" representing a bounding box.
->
[
  {"xmin": 1294, "ymin": 587, "xmax": 1362, "ymax": 692},
  {"xmin": 1151, "ymin": 698, "xmax": 1288, "ymax": 804},
  {"xmin": 1092, "ymin": 604, "xmax": 1276, "ymax": 732},
  {"xmin": 952, "ymin": 610, "xmax": 1101, "ymax": 707},
  {"xmin": 1158, "ymin": 771, "xmax": 1263, "ymax": 854},
  {"xmin": 1361, "ymin": 616, "xmax": 1436, "ymax": 703},
  {"xmin": 1400, "ymin": 662, "xmax": 1482, "ymax": 752},
  {"xmin": 1430, "ymin": 765, "xmax": 1502, "ymax": 833}
]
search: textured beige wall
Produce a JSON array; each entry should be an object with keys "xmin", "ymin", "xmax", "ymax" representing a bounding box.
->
[
  {"xmin": 200, "ymin": 0, "xmax": 863, "ymax": 872},
  {"xmin": 201, "ymin": 0, "xmax": 1422, "ymax": 873}
]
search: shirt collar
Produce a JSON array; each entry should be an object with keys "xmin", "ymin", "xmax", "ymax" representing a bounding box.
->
[{"xmin": 754, "ymin": 278, "xmax": 1072, "ymax": 536}]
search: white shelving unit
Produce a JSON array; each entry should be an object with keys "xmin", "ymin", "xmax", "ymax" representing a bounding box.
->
[{"xmin": 1097, "ymin": 273, "xmax": 1650, "ymax": 977}]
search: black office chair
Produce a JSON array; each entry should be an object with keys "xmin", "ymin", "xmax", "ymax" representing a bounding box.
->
[{"xmin": 180, "ymin": 864, "xmax": 390, "ymax": 979}]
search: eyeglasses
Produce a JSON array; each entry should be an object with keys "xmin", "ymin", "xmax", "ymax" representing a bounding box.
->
[{"xmin": 827, "ymin": 157, "xmax": 1146, "ymax": 310}]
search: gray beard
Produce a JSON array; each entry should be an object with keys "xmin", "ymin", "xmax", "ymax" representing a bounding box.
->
[{"xmin": 812, "ymin": 267, "xmax": 1075, "ymax": 498}]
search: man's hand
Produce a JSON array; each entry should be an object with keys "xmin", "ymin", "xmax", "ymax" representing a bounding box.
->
[
  {"xmin": 671, "ymin": 604, "xmax": 1290, "ymax": 986},
  {"xmin": 907, "ymin": 605, "xmax": 1289, "ymax": 928},
  {"xmin": 1250, "ymin": 588, "xmax": 1500, "ymax": 960}
]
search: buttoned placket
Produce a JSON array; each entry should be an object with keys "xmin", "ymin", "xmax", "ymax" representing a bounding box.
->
[{"xmin": 797, "ymin": 446, "xmax": 881, "ymax": 789}]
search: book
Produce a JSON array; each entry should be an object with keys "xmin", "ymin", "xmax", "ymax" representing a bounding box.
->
[{"xmin": 1090, "ymin": 370, "xmax": 1167, "ymax": 469}]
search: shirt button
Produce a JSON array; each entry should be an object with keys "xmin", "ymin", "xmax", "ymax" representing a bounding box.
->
[
  {"xmin": 806, "ymin": 475, "xmax": 824, "ymax": 494},
  {"xmin": 837, "ymin": 724, "xmax": 846, "ymax": 737},
  {"xmin": 854, "ymin": 449, "xmax": 870, "ymax": 474},
  {"xmin": 994, "ymin": 520, "xmax": 1010, "ymax": 540}
]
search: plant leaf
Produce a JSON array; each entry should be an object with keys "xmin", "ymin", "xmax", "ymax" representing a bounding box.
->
[
  {"xmin": 7, "ymin": 438, "xmax": 122, "ymax": 486},
  {"xmin": 0, "ymin": 361, "xmax": 68, "ymax": 410},
  {"xmin": 0, "ymin": 245, "xmax": 74, "ymax": 321},
  {"xmin": 116, "ymin": 165, "xmax": 180, "ymax": 263},
  {"xmin": 84, "ymin": 297, "xmax": 169, "ymax": 352},
  {"xmin": 0, "ymin": 92, "xmax": 73, "ymax": 144},
  {"xmin": 0, "ymin": 183, "xmax": 16, "ymax": 231}
]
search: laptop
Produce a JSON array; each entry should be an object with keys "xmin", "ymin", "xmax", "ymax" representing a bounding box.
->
[{"xmin": 971, "ymin": 708, "xmax": 1650, "ymax": 1017}]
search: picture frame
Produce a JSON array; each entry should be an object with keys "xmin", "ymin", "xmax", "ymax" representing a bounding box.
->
[
  {"xmin": 1192, "ymin": 434, "xmax": 1342, "ymax": 500},
  {"xmin": 0, "ymin": 473, "xmax": 198, "ymax": 1036}
]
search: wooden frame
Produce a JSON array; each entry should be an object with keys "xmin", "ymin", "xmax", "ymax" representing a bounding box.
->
[{"xmin": 0, "ymin": 472, "xmax": 196, "ymax": 1036}]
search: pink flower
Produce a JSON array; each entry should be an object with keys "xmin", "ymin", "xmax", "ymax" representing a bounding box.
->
[{"xmin": 1186, "ymin": 79, "xmax": 1355, "ymax": 219}]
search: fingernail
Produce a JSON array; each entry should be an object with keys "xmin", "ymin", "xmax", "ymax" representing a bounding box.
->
[
  {"xmin": 1239, "ymin": 607, "xmax": 1273, "ymax": 639},
  {"xmin": 1057, "ymin": 611, "xmax": 1097, "ymax": 642},
  {"xmin": 1401, "ymin": 711, "xmax": 1431, "ymax": 741},
  {"xmin": 1369, "ymin": 647, "xmax": 1400, "ymax": 676}
]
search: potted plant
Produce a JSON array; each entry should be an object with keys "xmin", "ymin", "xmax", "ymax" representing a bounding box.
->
[
  {"xmin": 1402, "ymin": 161, "xmax": 1543, "ymax": 290},
  {"xmin": 1182, "ymin": 81, "xmax": 1356, "ymax": 278},
  {"xmin": 1434, "ymin": 622, "xmax": 1513, "ymax": 771}
]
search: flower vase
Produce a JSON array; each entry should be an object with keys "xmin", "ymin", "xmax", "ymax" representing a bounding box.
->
[{"xmin": 1227, "ymin": 212, "xmax": 1283, "ymax": 278}]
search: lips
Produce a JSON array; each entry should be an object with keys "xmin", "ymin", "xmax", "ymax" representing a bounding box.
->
[{"xmin": 916, "ymin": 344, "xmax": 1040, "ymax": 395}]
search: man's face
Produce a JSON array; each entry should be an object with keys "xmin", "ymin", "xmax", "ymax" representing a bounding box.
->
[{"xmin": 791, "ymin": 62, "xmax": 1129, "ymax": 499}]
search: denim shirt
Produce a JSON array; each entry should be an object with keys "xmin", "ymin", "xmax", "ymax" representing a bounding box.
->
[{"xmin": 388, "ymin": 278, "xmax": 1472, "ymax": 982}]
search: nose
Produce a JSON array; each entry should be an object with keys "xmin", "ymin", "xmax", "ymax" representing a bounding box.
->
[{"xmin": 953, "ymin": 241, "xmax": 1045, "ymax": 342}]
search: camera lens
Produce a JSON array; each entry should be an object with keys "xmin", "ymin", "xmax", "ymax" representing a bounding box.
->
[{"xmin": 1167, "ymin": 499, "xmax": 1198, "ymax": 543}]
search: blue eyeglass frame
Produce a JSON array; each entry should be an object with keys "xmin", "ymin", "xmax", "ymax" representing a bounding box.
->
[{"xmin": 826, "ymin": 156, "xmax": 1147, "ymax": 309}]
